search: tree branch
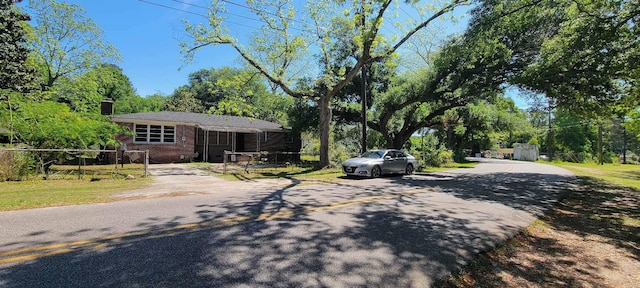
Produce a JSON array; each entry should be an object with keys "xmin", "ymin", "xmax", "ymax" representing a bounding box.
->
[
  {"xmin": 371, "ymin": 0, "xmax": 469, "ymax": 62},
  {"xmin": 228, "ymin": 44, "xmax": 312, "ymax": 99}
]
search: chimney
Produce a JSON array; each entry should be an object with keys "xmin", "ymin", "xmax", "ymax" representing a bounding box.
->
[{"xmin": 101, "ymin": 100, "xmax": 114, "ymax": 115}]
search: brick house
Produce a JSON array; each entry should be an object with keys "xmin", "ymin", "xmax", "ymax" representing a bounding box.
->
[{"xmin": 110, "ymin": 111, "xmax": 301, "ymax": 163}]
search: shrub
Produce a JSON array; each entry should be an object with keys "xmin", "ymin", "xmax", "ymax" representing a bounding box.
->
[
  {"xmin": 558, "ymin": 150, "xmax": 592, "ymax": 163},
  {"xmin": 408, "ymin": 134, "xmax": 454, "ymax": 168},
  {"xmin": 330, "ymin": 144, "xmax": 354, "ymax": 168},
  {"xmin": 0, "ymin": 149, "xmax": 34, "ymax": 181}
]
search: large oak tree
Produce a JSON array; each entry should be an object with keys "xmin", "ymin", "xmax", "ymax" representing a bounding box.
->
[{"xmin": 181, "ymin": 0, "xmax": 472, "ymax": 167}]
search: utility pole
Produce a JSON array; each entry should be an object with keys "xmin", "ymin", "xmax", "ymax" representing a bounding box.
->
[
  {"xmin": 361, "ymin": 67, "xmax": 367, "ymax": 153},
  {"xmin": 622, "ymin": 116, "xmax": 627, "ymax": 164},
  {"xmin": 360, "ymin": 0, "xmax": 367, "ymax": 154},
  {"xmin": 547, "ymin": 99, "xmax": 553, "ymax": 161}
]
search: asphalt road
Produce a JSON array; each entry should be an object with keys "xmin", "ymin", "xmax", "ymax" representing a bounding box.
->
[{"xmin": 0, "ymin": 158, "xmax": 574, "ymax": 287}]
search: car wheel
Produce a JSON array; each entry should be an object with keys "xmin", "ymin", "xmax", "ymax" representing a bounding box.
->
[
  {"xmin": 405, "ymin": 164, "xmax": 414, "ymax": 175},
  {"xmin": 371, "ymin": 166, "xmax": 381, "ymax": 178}
]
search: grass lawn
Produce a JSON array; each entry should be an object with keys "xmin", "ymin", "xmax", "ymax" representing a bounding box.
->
[
  {"xmin": 551, "ymin": 162, "xmax": 640, "ymax": 190},
  {"xmin": 208, "ymin": 160, "xmax": 477, "ymax": 182},
  {"xmin": 0, "ymin": 164, "xmax": 150, "ymax": 211}
]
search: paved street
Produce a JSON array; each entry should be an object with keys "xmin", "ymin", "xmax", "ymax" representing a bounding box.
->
[{"xmin": 0, "ymin": 159, "xmax": 574, "ymax": 287}]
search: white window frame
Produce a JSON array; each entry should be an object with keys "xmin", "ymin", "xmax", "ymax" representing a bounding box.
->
[{"xmin": 134, "ymin": 124, "xmax": 176, "ymax": 144}]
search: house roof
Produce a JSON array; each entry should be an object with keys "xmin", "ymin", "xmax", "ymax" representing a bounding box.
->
[{"xmin": 111, "ymin": 112, "xmax": 287, "ymax": 133}]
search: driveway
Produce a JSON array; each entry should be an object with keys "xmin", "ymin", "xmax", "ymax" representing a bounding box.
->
[
  {"xmin": 112, "ymin": 163, "xmax": 294, "ymax": 198},
  {"xmin": 0, "ymin": 158, "xmax": 574, "ymax": 287}
]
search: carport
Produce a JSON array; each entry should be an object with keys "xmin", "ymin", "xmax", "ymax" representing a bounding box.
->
[{"xmin": 196, "ymin": 125, "xmax": 274, "ymax": 163}]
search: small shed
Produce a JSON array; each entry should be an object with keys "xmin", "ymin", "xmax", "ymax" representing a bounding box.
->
[{"xmin": 514, "ymin": 144, "xmax": 539, "ymax": 161}]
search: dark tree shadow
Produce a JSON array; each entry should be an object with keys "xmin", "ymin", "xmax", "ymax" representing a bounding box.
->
[
  {"xmin": 435, "ymin": 174, "xmax": 640, "ymax": 288},
  {"xmin": 0, "ymin": 162, "xmax": 588, "ymax": 287}
]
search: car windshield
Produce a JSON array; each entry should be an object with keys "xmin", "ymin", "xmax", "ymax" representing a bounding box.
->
[{"xmin": 360, "ymin": 151, "xmax": 383, "ymax": 159}]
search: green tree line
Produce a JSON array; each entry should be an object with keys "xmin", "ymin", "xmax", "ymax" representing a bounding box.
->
[{"xmin": 1, "ymin": 0, "xmax": 639, "ymax": 179}]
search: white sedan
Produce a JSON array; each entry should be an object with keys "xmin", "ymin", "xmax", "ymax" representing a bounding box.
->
[{"xmin": 342, "ymin": 149, "xmax": 418, "ymax": 178}]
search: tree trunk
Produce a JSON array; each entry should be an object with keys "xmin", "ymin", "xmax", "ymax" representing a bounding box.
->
[
  {"xmin": 388, "ymin": 131, "xmax": 412, "ymax": 150},
  {"xmin": 318, "ymin": 94, "xmax": 331, "ymax": 168},
  {"xmin": 622, "ymin": 117, "xmax": 627, "ymax": 164},
  {"xmin": 598, "ymin": 122, "xmax": 603, "ymax": 165},
  {"xmin": 446, "ymin": 125, "xmax": 455, "ymax": 150}
]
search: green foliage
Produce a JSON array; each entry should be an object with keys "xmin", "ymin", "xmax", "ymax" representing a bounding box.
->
[
  {"xmin": 115, "ymin": 93, "xmax": 166, "ymax": 115},
  {"xmin": 363, "ymin": 26, "xmax": 518, "ymax": 149},
  {"xmin": 530, "ymin": 0, "xmax": 638, "ymax": 116},
  {"xmin": 209, "ymin": 97, "xmax": 257, "ymax": 117},
  {"xmin": 27, "ymin": 0, "xmax": 120, "ymax": 89},
  {"xmin": 86, "ymin": 64, "xmax": 136, "ymax": 102},
  {"xmin": 0, "ymin": 148, "xmax": 34, "ymax": 181},
  {"xmin": 550, "ymin": 109, "xmax": 598, "ymax": 163},
  {"xmin": 164, "ymin": 87, "xmax": 205, "ymax": 113},
  {"xmin": 287, "ymin": 98, "xmax": 319, "ymax": 134},
  {"xmin": 434, "ymin": 95, "xmax": 536, "ymax": 159},
  {"xmin": 4, "ymin": 99, "xmax": 126, "ymax": 149},
  {"xmin": 23, "ymin": 64, "xmax": 135, "ymax": 114},
  {"xmin": 52, "ymin": 75, "xmax": 102, "ymax": 113},
  {"xmin": 171, "ymin": 67, "xmax": 292, "ymax": 124},
  {"xmin": 329, "ymin": 141, "xmax": 353, "ymax": 168},
  {"xmin": 330, "ymin": 124, "xmax": 364, "ymax": 166},
  {"xmin": 627, "ymin": 108, "xmax": 640, "ymax": 140},
  {"xmin": 252, "ymin": 90, "xmax": 294, "ymax": 125},
  {"xmin": 300, "ymin": 131, "xmax": 320, "ymax": 157},
  {"xmin": 473, "ymin": 0, "xmax": 639, "ymax": 117},
  {"xmin": 408, "ymin": 133, "xmax": 454, "ymax": 167},
  {"xmin": 0, "ymin": 0, "xmax": 35, "ymax": 92},
  {"xmin": 0, "ymin": 96, "xmax": 128, "ymax": 175}
]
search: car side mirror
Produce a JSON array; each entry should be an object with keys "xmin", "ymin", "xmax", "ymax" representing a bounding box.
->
[{"xmin": 384, "ymin": 156, "xmax": 392, "ymax": 160}]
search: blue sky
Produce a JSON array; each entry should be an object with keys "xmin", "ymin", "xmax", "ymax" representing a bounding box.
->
[{"xmin": 20, "ymin": 0, "xmax": 528, "ymax": 107}]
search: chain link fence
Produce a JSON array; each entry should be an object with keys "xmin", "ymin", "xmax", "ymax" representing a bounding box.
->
[{"xmin": 0, "ymin": 148, "xmax": 148, "ymax": 181}]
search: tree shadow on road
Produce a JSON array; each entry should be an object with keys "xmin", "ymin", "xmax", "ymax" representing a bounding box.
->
[
  {"xmin": 435, "ymin": 175, "xmax": 640, "ymax": 288},
  {"xmin": 0, "ymin": 168, "xmax": 582, "ymax": 287}
]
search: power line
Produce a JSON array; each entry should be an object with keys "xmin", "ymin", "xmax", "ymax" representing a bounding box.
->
[
  {"xmin": 154, "ymin": 0, "xmax": 311, "ymax": 33},
  {"xmin": 170, "ymin": 0, "xmax": 295, "ymax": 30},
  {"xmin": 138, "ymin": 0, "xmax": 208, "ymax": 18},
  {"xmin": 217, "ymin": 0, "xmax": 325, "ymax": 31},
  {"xmin": 138, "ymin": 0, "xmax": 261, "ymax": 30},
  {"xmin": 170, "ymin": 0, "xmax": 317, "ymax": 33}
]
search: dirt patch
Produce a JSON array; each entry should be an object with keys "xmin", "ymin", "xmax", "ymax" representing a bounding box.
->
[{"xmin": 436, "ymin": 176, "xmax": 640, "ymax": 287}]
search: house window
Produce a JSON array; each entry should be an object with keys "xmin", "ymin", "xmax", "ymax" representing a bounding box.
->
[
  {"xmin": 215, "ymin": 131, "xmax": 229, "ymax": 145},
  {"xmin": 134, "ymin": 124, "xmax": 176, "ymax": 144}
]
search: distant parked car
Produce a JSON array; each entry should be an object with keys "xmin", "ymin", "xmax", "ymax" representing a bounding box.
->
[{"xmin": 342, "ymin": 149, "xmax": 418, "ymax": 178}]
